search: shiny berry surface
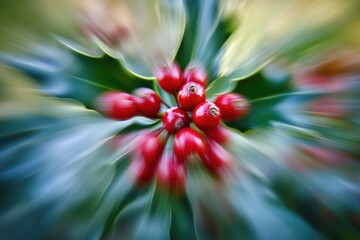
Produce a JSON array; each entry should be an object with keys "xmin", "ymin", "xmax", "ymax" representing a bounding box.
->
[
  {"xmin": 174, "ymin": 127, "xmax": 207, "ymax": 163},
  {"xmin": 97, "ymin": 91, "xmax": 138, "ymax": 120},
  {"xmin": 177, "ymin": 82, "xmax": 206, "ymax": 111},
  {"xmin": 139, "ymin": 133, "xmax": 165, "ymax": 165},
  {"xmin": 95, "ymin": 63, "xmax": 239, "ymax": 192},
  {"xmin": 162, "ymin": 107, "xmax": 190, "ymax": 134},
  {"xmin": 203, "ymin": 124, "xmax": 230, "ymax": 144},
  {"xmin": 155, "ymin": 63, "xmax": 184, "ymax": 93},
  {"xmin": 202, "ymin": 140, "xmax": 232, "ymax": 174},
  {"xmin": 183, "ymin": 66, "xmax": 208, "ymax": 86},
  {"xmin": 214, "ymin": 93, "xmax": 249, "ymax": 121},
  {"xmin": 133, "ymin": 88, "xmax": 161, "ymax": 118},
  {"xmin": 157, "ymin": 155, "xmax": 187, "ymax": 195},
  {"xmin": 96, "ymin": 91, "xmax": 119, "ymax": 116},
  {"xmin": 130, "ymin": 157, "xmax": 158, "ymax": 184},
  {"xmin": 193, "ymin": 102, "xmax": 221, "ymax": 130}
]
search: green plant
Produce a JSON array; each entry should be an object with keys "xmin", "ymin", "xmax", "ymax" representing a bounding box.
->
[{"xmin": 0, "ymin": 0, "xmax": 360, "ymax": 239}]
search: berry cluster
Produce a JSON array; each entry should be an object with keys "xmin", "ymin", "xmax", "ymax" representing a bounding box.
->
[{"xmin": 96, "ymin": 63, "xmax": 250, "ymax": 195}]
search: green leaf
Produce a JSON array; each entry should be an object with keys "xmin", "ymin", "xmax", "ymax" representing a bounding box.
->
[
  {"xmin": 227, "ymin": 177, "xmax": 322, "ymax": 240},
  {"xmin": 222, "ymin": 72, "xmax": 323, "ymax": 131},
  {"xmin": 97, "ymin": 0, "xmax": 186, "ymax": 78},
  {"xmin": 170, "ymin": 196, "xmax": 196, "ymax": 240},
  {"xmin": 219, "ymin": 0, "xmax": 360, "ymax": 81},
  {"xmin": 176, "ymin": 0, "xmax": 230, "ymax": 82},
  {"xmin": 185, "ymin": 164, "xmax": 253, "ymax": 239},
  {"xmin": 0, "ymin": 0, "xmax": 186, "ymax": 78},
  {"xmin": 0, "ymin": 66, "xmax": 154, "ymax": 239},
  {"xmin": 206, "ymin": 75, "xmax": 236, "ymax": 99},
  {"xmin": 0, "ymin": 49, "xmax": 153, "ymax": 108},
  {"xmin": 0, "ymin": 1, "xmax": 103, "ymax": 57},
  {"xmin": 153, "ymin": 80, "xmax": 177, "ymax": 108},
  {"xmin": 272, "ymin": 170, "xmax": 360, "ymax": 238},
  {"xmin": 110, "ymin": 185, "xmax": 172, "ymax": 240}
]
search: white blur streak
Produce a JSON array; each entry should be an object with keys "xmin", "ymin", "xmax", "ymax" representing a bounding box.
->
[
  {"xmin": 87, "ymin": 0, "xmax": 186, "ymax": 78},
  {"xmin": 188, "ymin": 0, "xmax": 222, "ymax": 70},
  {"xmin": 0, "ymin": 1, "xmax": 104, "ymax": 57},
  {"xmin": 0, "ymin": 66, "xmax": 149, "ymax": 239},
  {"xmin": 225, "ymin": 175, "xmax": 322, "ymax": 240},
  {"xmin": 218, "ymin": 0, "xmax": 359, "ymax": 80},
  {"xmin": 0, "ymin": 1, "xmax": 186, "ymax": 77},
  {"xmin": 0, "ymin": 65, "xmax": 90, "ymax": 119}
]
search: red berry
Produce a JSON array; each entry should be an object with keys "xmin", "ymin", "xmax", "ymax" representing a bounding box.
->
[
  {"xmin": 157, "ymin": 154, "xmax": 187, "ymax": 195},
  {"xmin": 202, "ymin": 140, "xmax": 233, "ymax": 174},
  {"xmin": 174, "ymin": 127, "xmax": 207, "ymax": 163},
  {"xmin": 129, "ymin": 157, "xmax": 157, "ymax": 184},
  {"xmin": 139, "ymin": 132, "xmax": 165, "ymax": 165},
  {"xmin": 155, "ymin": 63, "xmax": 184, "ymax": 93},
  {"xmin": 96, "ymin": 91, "xmax": 119, "ymax": 115},
  {"xmin": 193, "ymin": 102, "xmax": 221, "ymax": 130},
  {"xmin": 129, "ymin": 132, "xmax": 165, "ymax": 185},
  {"xmin": 214, "ymin": 93, "xmax": 249, "ymax": 121},
  {"xmin": 97, "ymin": 91, "xmax": 138, "ymax": 120},
  {"xmin": 183, "ymin": 65, "xmax": 208, "ymax": 86},
  {"xmin": 177, "ymin": 82, "xmax": 206, "ymax": 111},
  {"xmin": 133, "ymin": 88, "xmax": 161, "ymax": 118},
  {"xmin": 162, "ymin": 107, "xmax": 190, "ymax": 134},
  {"xmin": 203, "ymin": 125, "xmax": 230, "ymax": 144}
]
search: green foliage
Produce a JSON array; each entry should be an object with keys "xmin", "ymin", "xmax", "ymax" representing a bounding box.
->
[{"xmin": 1, "ymin": 0, "xmax": 360, "ymax": 239}]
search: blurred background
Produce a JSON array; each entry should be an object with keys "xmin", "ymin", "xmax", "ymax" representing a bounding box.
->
[{"xmin": 0, "ymin": 0, "xmax": 359, "ymax": 239}]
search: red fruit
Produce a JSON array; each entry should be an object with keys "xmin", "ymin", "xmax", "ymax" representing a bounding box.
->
[
  {"xmin": 155, "ymin": 63, "xmax": 184, "ymax": 93},
  {"xmin": 97, "ymin": 91, "xmax": 138, "ymax": 120},
  {"xmin": 96, "ymin": 91, "xmax": 118, "ymax": 115},
  {"xmin": 177, "ymin": 82, "xmax": 206, "ymax": 111},
  {"xmin": 214, "ymin": 93, "xmax": 249, "ymax": 121},
  {"xmin": 193, "ymin": 102, "xmax": 221, "ymax": 130},
  {"xmin": 133, "ymin": 88, "xmax": 161, "ymax": 118},
  {"xmin": 129, "ymin": 157, "xmax": 157, "ymax": 184},
  {"xmin": 203, "ymin": 125, "xmax": 230, "ymax": 144},
  {"xmin": 174, "ymin": 128, "xmax": 207, "ymax": 163},
  {"xmin": 162, "ymin": 107, "xmax": 190, "ymax": 134},
  {"xmin": 183, "ymin": 66, "xmax": 208, "ymax": 86},
  {"xmin": 139, "ymin": 132, "xmax": 165, "ymax": 165},
  {"xmin": 202, "ymin": 140, "xmax": 233, "ymax": 174},
  {"xmin": 157, "ymin": 154, "xmax": 187, "ymax": 195}
]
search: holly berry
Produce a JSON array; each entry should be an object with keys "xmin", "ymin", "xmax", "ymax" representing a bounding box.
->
[
  {"xmin": 96, "ymin": 91, "xmax": 119, "ymax": 115},
  {"xmin": 174, "ymin": 128, "xmax": 207, "ymax": 163},
  {"xmin": 183, "ymin": 65, "xmax": 208, "ymax": 86},
  {"xmin": 193, "ymin": 102, "xmax": 221, "ymax": 130},
  {"xmin": 203, "ymin": 124, "xmax": 230, "ymax": 144},
  {"xmin": 155, "ymin": 63, "xmax": 184, "ymax": 93},
  {"xmin": 162, "ymin": 107, "xmax": 190, "ymax": 134},
  {"xmin": 139, "ymin": 132, "xmax": 165, "ymax": 165},
  {"xmin": 133, "ymin": 88, "xmax": 161, "ymax": 118},
  {"xmin": 177, "ymin": 82, "xmax": 206, "ymax": 111},
  {"xmin": 202, "ymin": 140, "xmax": 233, "ymax": 174},
  {"xmin": 157, "ymin": 154, "xmax": 187, "ymax": 195},
  {"xmin": 129, "ymin": 157, "xmax": 157, "ymax": 184},
  {"xmin": 97, "ymin": 91, "xmax": 138, "ymax": 120},
  {"xmin": 214, "ymin": 93, "xmax": 249, "ymax": 121}
]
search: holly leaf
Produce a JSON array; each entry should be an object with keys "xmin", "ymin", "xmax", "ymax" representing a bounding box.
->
[
  {"xmin": 176, "ymin": 0, "xmax": 230, "ymax": 82},
  {"xmin": 0, "ymin": 48, "xmax": 153, "ymax": 108},
  {"xmin": 218, "ymin": 0, "xmax": 360, "ymax": 81},
  {"xmin": 0, "ymin": 66, "xmax": 154, "ymax": 239},
  {"xmin": 227, "ymin": 177, "xmax": 322, "ymax": 240},
  {"xmin": 0, "ymin": 1, "xmax": 104, "ymax": 57},
  {"xmin": 109, "ymin": 185, "xmax": 172, "ymax": 240}
]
